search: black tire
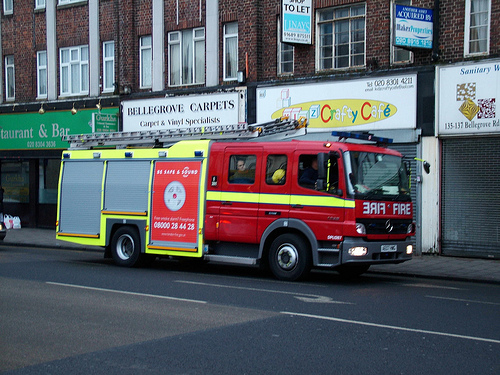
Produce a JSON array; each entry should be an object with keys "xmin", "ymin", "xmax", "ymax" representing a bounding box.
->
[
  {"xmin": 110, "ymin": 226, "xmax": 143, "ymax": 267},
  {"xmin": 268, "ymin": 233, "xmax": 312, "ymax": 281},
  {"xmin": 336, "ymin": 264, "xmax": 370, "ymax": 278}
]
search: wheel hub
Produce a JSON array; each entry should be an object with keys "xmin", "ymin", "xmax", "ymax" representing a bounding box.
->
[
  {"xmin": 277, "ymin": 244, "xmax": 298, "ymax": 271},
  {"xmin": 116, "ymin": 234, "xmax": 134, "ymax": 260}
]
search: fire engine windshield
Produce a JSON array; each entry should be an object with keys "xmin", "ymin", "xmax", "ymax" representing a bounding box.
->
[{"xmin": 345, "ymin": 151, "xmax": 410, "ymax": 201}]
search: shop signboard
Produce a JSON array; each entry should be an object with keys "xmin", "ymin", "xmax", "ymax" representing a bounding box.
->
[
  {"xmin": 0, "ymin": 108, "xmax": 118, "ymax": 150},
  {"xmin": 92, "ymin": 112, "xmax": 119, "ymax": 132},
  {"xmin": 257, "ymin": 74, "xmax": 417, "ymax": 131},
  {"xmin": 122, "ymin": 92, "xmax": 242, "ymax": 132},
  {"xmin": 438, "ymin": 60, "xmax": 500, "ymax": 136},
  {"xmin": 281, "ymin": 0, "xmax": 312, "ymax": 45},
  {"xmin": 394, "ymin": 5, "xmax": 433, "ymax": 49}
]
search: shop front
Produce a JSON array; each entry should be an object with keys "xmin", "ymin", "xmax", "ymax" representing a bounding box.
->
[
  {"xmin": 437, "ymin": 59, "xmax": 500, "ymax": 259},
  {"xmin": 0, "ymin": 107, "xmax": 118, "ymax": 228},
  {"xmin": 256, "ymin": 73, "xmax": 426, "ymax": 252}
]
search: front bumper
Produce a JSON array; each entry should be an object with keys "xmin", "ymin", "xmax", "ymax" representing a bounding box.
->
[{"xmin": 340, "ymin": 237, "xmax": 413, "ymax": 265}]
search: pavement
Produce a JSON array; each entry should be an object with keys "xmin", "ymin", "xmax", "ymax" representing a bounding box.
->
[{"xmin": 1, "ymin": 227, "xmax": 500, "ymax": 284}]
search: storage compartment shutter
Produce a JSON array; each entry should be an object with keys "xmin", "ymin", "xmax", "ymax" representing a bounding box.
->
[
  {"xmin": 59, "ymin": 160, "xmax": 104, "ymax": 235},
  {"xmin": 103, "ymin": 160, "xmax": 151, "ymax": 213},
  {"xmin": 441, "ymin": 138, "xmax": 500, "ymax": 258}
]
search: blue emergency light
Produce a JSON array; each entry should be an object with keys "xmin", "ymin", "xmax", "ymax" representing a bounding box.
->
[{"xmin": 331, "ymin": 131, "xmax": 393, "ymax": 144}]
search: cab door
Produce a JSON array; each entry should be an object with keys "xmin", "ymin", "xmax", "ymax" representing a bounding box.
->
[
  {"xmin": 257, "ymin": 152, "xmax": 291, "ymax": 239},
  {"xmin": 218, "ymin": 147, "xmax": 262, "ymax": 243},
  {"xmin": 289, "ymin": 150, "xmax": 346, "ymax": 242}
]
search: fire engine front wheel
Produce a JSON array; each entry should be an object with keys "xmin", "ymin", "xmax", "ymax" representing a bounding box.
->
[
  {"xmin": 111, "ymin": 227, "xmax": 143, "ymax": 267},
  {"xmin": 268, "ymin": 233, "xmax": 312, "ymax": 281}
]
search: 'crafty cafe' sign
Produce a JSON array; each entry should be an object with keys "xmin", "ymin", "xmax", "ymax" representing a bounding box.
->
[{"xmin": 122, "ymin": 92, "xmax": 240, "ymax": 132}]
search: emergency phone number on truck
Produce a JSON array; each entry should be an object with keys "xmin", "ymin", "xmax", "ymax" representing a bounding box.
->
[{"xmin": 153, "ymin": 221, "xmax": 195, "ymax": 231}]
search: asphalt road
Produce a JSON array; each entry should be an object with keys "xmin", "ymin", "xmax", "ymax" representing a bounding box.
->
[{"xmin": 1, "ymin": 246, "xmax": 499, "ymax": 374}]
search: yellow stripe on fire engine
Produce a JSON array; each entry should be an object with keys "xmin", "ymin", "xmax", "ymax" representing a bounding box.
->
[{"xmin": 206, "ymin": 191, "xmax": 354, "ymax": 208}]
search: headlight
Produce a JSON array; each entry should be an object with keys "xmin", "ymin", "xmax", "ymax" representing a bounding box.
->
[
  {"xmin": 356, "ymin": 223, "xmax": 366, "ymax": 234},
  {"xmin": 348, "ymin": 247, "xmax": 368, "ymax": 256},
  {"xmin": 406, "ymin": 245, "xmax": 413, "ymax": 254}
]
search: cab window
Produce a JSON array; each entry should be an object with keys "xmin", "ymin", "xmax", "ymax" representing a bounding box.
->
[
  {"xmin": 298, "ymin": 154, "xmax": 318, "ymax": 189},
  {"xmin": 265, "ymin": 154, "xmax": 287, "ymax": 185},
  {"xmin": 228, "ymin": 155, "xmax": 256, "ymax": 184}
]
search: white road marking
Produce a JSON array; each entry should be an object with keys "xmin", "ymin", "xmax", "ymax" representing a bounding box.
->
[
  {"xmin": 401, "ymin": 283, "xmax": 464, "ymax": 290},
  {"xmin": 426, "ymin": 295, "xmax": 500, "ymax": 306},
  {"xmin": 281, "ymin": 311, "xmax": 500, "ymax": 344},
  {"xmin": 47, "ymin": 282, "xmax": 207, "ymax": 304},
  {"xmin": 175, "ymin": 280, "xmax": 353, "ymax": 304}
]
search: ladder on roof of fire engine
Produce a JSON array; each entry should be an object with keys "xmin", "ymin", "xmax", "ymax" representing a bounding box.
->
[{"xmin": 63, "ymin": 116, "xmax": 308, "ymax": 149}]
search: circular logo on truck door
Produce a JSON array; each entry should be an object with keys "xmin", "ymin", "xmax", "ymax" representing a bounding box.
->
[{"xmin": 164, "ymin": 181, "xmax": 186, "ymax": 212}]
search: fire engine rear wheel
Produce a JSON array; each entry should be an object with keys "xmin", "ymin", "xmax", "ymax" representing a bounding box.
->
[
  {"xmin": 111, "ymin": 227, "xmax": 143, "ymax": 267},
  {"xmin": 268, "ymin": 233, "xmax": 311, "ymax": 281}
]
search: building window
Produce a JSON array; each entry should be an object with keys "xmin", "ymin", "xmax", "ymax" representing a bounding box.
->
[
  {"xmin": 5, "ymin": 55, "xmax": 15, "ymax": 100},
  {"xmin": 465, "ymin": 0, "xmax": 490, "ymax": 56},
  {"xmin": 139, "ymin": 36, "xmax": 152, "ymax": 89},
  {"xmin": 391, "ymin": 0, "xmax": 413, "ymax": 64},
  {"xmin": 278, "ymin": 19, "xmax": 294, "ymax": 75},
  {"xmin": 103, "ymin": 41, "xmax": 115, "ymax": 93},
  {"xmin": 317, "ymin": 4, "xmax": 365, "ymax": 70},
  {"xmin": 37, "ymin": 51, "xmax": 47, "ymax": 98},
  {"xmin": 39, "ymin": 159, "xmax": 60, "ymax": 204},
  {"xmin": 168, "ymin": 28, "xmax": 205, "ymax": 86},
  {"xmin": 35, "ymin": 0, "xmax": 45, "ymax": 9},
  {"xmin": 3, "ymin": 0, "xmax": 13, "ymax": 14},
  {"xmin": 1, "ymin": 161, "xmax": 29, "ymax": 203},
  {"xmin": 223, "ymin": 22, "xmax": 238, "ymax": 81},
  {"xmin": 59, "ymin": 45, "xmax": 89, "ymax": 96}
]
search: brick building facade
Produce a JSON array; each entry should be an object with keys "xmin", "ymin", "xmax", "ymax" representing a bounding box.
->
[{"xmin": 0, "ymin": 0, "xmax": 499, "ymax": 259}]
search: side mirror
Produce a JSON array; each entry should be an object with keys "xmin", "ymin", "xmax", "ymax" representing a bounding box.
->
[{"xmin": 317, "ymin": 153, "xmax": 327, "ymax": 180}]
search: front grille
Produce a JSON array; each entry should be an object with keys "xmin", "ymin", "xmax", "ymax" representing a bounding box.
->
[{"xmin": 358, "ymin": 219, "xmax": 411, "ymax": 235}]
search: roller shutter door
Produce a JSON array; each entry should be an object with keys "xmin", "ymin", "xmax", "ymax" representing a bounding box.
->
[
  {"xmin": 59, "ymin": 160, "xmax": 104, "ymax": 236},
  {"xmin": 389, "ymin": 143, "xmax": 418, "ymax": 250},
  {"xmin": 441, "ymin": 138, "xmax": 500, "ymax": 259},
  {"xmin": 104, "ymin": 160, "xmax": 151, "ymax": 214}
]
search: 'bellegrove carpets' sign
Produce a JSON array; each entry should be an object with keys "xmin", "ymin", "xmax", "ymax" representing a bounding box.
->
[{"xmin": 122, "ymin": 92, "xmax": 241, "ymax": 132}]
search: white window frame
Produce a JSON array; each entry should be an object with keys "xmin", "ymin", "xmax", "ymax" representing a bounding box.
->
[
  {"xmin": 5, "ymin": 55, "xmax": 15, "ymax": 100},
  {"xmin": 59, "ymin": 45, "xmax": 89, "ymax": 97},
  {"xmin": 37, "ymin": 51, "xmax": 48, "ymax": 99},
  {"xmin": 35, "ymin": 0, "xmax": 45, "ymax": 10},
  {"xmin": 316, "ymin": 4, "xmax": 366, "ymax": 71},
  {"xmin": 277, "ymin": 18, "xmax": 294, "ymax": 75},
  {"xmin": 223, "ymin": 23, "xmax": 238, "ymax": 81},
  {"xmin": 139, "ymin": 36, "xmax": 152, "ymax": 89},
  {"xmin": 168, "ymin": 28, "xmax": 205, "ymax": 87},
  {"xmin": 58, "ymin": 0, "xmax": 85, "ymax": 5},
  {"xmin": 464, "ymin": 0, "xmax": 491, "ymax": 56},
  {"xmin": 102, "ymin": 41, "xmax": 115, "ymax": 93},
  {"xmin": 3, "ymin": 0, "xmax": 13, "ymax": 14}
]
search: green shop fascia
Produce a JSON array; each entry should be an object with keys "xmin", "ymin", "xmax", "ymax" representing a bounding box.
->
[{"xmin": 0, "ymin": 107, "xmax": 118, "ymax": 228}]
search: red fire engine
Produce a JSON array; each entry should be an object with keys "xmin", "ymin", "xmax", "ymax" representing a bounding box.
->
[{"xmin": 56, "ymin": 119, "xmax": 418, "ymax": 281}]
